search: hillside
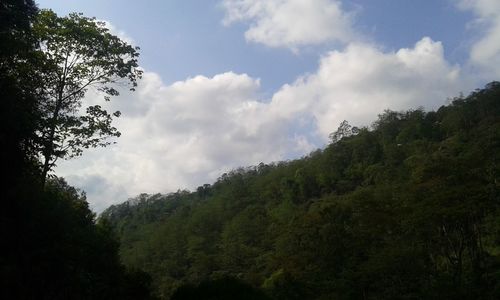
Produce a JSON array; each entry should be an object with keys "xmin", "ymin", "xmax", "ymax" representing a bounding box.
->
[{"xmin": 102, "ymin": 83, "xmax": 500, "ymax": 299}]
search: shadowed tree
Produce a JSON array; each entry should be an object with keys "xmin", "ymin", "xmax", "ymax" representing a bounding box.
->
[
  {"xmin": 0, "ymin": 0, "xmax": 40, "ymax": 182},
  {"xmin": 32, "ymin": 10, "xmax": 142, "ymax": 184}
]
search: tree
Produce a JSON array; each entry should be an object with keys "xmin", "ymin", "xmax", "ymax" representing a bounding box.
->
[
  {"xmin": 329, "ymin": 120, "xmax": 359, "ymax": 143},
  {"xmin": 32, "ymin": 9, "xmax": 142, "ymax": 183}
]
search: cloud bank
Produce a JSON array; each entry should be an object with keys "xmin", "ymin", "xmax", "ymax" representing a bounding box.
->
[
  {"xmin": 56, "ymin": 37, "xmax": 470, "ymax": 212},
  {"xmin": 269, "ymin": 37, "xmax": 466, "ymax": 138}
]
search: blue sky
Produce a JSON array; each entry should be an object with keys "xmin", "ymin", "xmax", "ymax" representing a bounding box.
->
[
  {"xmin": 37, "ymin": 0, "xmax": 500, "ymax": 212},
  {"xmin": 37, "ymin": 0, "xmax": 474, "ymax": 91},
  {"xmin": 38, "ymin": 0, "xmax": 317, "ymax": 92}
]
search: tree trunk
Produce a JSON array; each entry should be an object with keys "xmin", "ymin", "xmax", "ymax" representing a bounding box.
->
[{"xmin": 41, "ymin": 85, "xmax": 65, "ymax": 186}]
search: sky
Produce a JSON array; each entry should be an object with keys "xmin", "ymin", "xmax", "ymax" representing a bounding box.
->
[{"xmin": 36, "ymin": 0, "xmax": 500, "ymax": 212}]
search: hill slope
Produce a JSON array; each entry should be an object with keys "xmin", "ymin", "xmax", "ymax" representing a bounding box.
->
[{"xmin": 102, "ymin": 82, "xmax": 500, "ymax": 299}]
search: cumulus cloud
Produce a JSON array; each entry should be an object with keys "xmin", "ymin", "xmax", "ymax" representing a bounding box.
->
[
  {"xmin": 457, "ymin": 0, "xmax": 500, "ymax": 78},
  {"xmin": 55, "ymin": 37, "xmax": 471, "ymax": 212},
  {"xmin": 269, "ymin": 37, "xmax": 469, "ymax": 138},
  {"xmin": 221, "ymin": 0, "xmax": 356, "ymax": 50},
  {"xmin": 56, "ymin": 72, "xmax": 298, "ymax": 211}
]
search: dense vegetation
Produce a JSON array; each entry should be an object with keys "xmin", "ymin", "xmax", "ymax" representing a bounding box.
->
[
  {"xmin": 103, "ymin": 83, "xmax": 500, "ymax": 299},
  {"xmin": 1, "ymin": 1, "xmax": 152, "ymax": 299}
]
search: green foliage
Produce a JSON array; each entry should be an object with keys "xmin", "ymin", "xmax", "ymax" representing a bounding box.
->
[{"xmin": 104, "ymin": 83, "xmax": 500, "ymax": 299}]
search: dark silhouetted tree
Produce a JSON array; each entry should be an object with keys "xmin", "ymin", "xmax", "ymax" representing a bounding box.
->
[{"xmin": 32, "ymin": 10, "xmax": 142, "ymax": 183}]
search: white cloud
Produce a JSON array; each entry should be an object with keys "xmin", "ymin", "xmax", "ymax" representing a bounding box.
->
[
  {"xmin": 56, "ymin": 37, "xmax": 471, "ymax": 212},
  {"xmin": 458, "ymin": 0, "xmax": 500, "ymax": 18},
  {"xmin": 457, "ymin": 0, "xmax": 500, "ymax": 78},
  {"xmin": 269, "ymin": 37, "xmax": 468, "ymax": 138},
  {"xmin": 56, "ymin": 72, "xmax": 298, "ymax": 212},
  {"xmin": 221, "ymin": 0, "xmax": 356, "ymax": 50}
]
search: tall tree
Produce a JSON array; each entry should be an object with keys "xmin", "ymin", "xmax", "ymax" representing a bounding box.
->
[{"xmin": 32, "ymin": 10, "xmax": 142, "ymax": 183}]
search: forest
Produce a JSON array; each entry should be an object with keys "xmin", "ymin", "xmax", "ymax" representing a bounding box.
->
[
  {"xmin": 101, "ymin": 83, "xmax": 500, "ymax": 299},
  {"xmin": 2, "ymin": 1, "xmax": 500, "ymax": 299}
]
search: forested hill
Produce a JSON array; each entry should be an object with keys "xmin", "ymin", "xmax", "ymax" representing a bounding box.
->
[{"xmin": 102, "ymin": 83, "xmax": 500, "ymax": 300}]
